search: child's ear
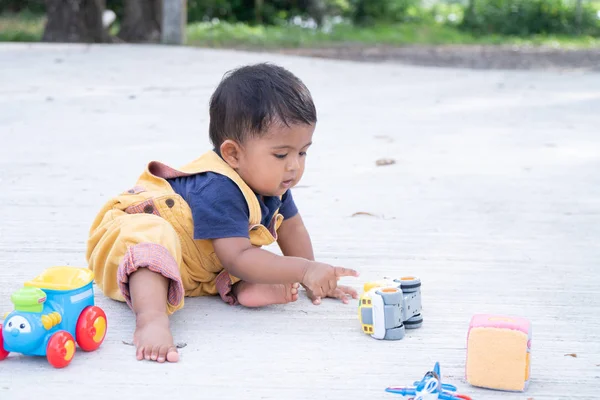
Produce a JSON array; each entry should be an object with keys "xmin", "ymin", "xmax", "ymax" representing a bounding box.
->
[{"xmin": 220, "ymin": 140, "xmax": 242, "ymax": 168}]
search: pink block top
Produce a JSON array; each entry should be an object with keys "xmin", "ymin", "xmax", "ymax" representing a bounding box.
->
[
  {"xmin": 469, "ymin": 314, "xmax": 531, "ymax": 335},
  {"xmin": 466, "ymin": 314, "xmax": 532, "ymax": 385}
]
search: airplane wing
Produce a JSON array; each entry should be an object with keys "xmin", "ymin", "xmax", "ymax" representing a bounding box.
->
[
  {"xmin": 441, "ymin": 383, "xmax": 457, "ymax": 391},
  {"xmin": 439, "ymin": 393, "xmax": 472, "ymax": 400},
  {"xmin": 385, "ymin": 387, "xmax": 417, "ymax": 396}
]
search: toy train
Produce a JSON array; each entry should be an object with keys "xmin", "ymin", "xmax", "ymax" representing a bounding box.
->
[
  {"xmin": 358, "ymin": 277, "xmax": 423, "ymax": 340},
  {"xmin": 0, "ymin": 266, "xmax": 107, "ymax": 368}
]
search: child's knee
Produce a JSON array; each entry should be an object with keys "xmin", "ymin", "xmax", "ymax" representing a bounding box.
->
[{"xmin": 117, "ymin": 242, "xmax": 185, "ymax": 312}]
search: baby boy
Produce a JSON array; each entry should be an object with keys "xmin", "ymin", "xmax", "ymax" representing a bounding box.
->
[{"xmin": 86, "ymin": 63, "xmax": 359, "ymax": 363}]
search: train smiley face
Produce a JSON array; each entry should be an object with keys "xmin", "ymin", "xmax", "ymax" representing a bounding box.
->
[{"xmin": 3, "ymin": 313, "xmax": 45, "ymax": 353}]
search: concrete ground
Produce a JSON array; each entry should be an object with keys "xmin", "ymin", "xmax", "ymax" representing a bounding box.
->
[{"xmin": 0, "ymin": 43, "xmax": 599, "ymax": 400}]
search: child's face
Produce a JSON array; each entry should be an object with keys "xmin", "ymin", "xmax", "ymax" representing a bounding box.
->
[{"xmin": 226, "ymin": 123, "xmax": 315, "ymax": 197}]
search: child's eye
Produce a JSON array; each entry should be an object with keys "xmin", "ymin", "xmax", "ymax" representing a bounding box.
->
[
  {"xmin": 274, "ymin": 154, "xmax": 287, "ymax": 159},
  {"xmin": 299, "ymin": 151, "xmax": 307, "ymax": 156}
]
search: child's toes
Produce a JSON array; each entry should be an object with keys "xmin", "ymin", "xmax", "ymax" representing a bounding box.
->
[
  {"xmin": 157, "ymin": 345, "xmax": 171, "ymax": 363},
  {"xmin": 136, "ymin": 345, "xmax": 145, "ymax": 361},
  {"xmin": 166, "ymin": 346, "xmax": 180, "ymax": 362},
  {"xmin": 139, "ymin": 345, "xmax": 152, "ymax": 361},
  {"xmin": 144, "ymin": 345, "xmax": 154, "ymax": 360},
  {"xmin": 151, "ymin": 345, "xmax": 163, "ymax": 361}
]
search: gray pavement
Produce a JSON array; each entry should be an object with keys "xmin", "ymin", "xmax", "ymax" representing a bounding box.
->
[{"xmin": 0, "ymin": 43, "xmax": 599, "ymax": 400}]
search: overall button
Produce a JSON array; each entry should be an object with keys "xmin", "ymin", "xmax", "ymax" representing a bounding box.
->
[
  {"xmin": 165, "ymin": 199, "xmax": 175, "ymax": 208},
  {"xmin": 143, "ymin": 205, "xmax": 154, "ymax": 214}
]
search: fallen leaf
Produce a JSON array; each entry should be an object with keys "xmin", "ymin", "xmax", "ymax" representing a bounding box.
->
[
  {"xmin": 122, "ymin": 340, "xmax": 187, "ymax": 349},
  {"xmin": 376, "ymin": 158, "xmax": 396, "ymax": 166},
  {"xmin": 352, "ymin": 212, "xmax": 378, "ymax": 218},
  {"xmin": 565, "ymin": 353, "xmax": 577, "ymax": 358}
]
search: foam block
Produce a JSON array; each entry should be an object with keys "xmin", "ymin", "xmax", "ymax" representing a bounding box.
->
[{"xmin": 466, "ymin": 314, "xmax": 531, "ymax": 392}]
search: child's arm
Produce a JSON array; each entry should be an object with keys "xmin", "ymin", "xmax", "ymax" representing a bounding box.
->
[
  {"xmin": 276, "ymin": 213, "xmax": 359, "ymax": 304},
  {"xmin": 213, "ymin": 235, "xmax": 358, "ymax": 299},
  {"xmin": 276, "ymin": 213, "xmax": 315, "ymax": 261}
]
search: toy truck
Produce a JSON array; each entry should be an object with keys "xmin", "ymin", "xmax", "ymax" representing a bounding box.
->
[
  {"xmin": 0, "ymin": 266, "xmax": 107, "ymax": 368},
  {"xmin": 358, "ymin": 277, "xmax": 422, "ymax": 340}
]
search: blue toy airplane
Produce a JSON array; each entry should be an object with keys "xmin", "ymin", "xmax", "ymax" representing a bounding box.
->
[{"xmin": 385, "ymin": 362, "xmax": 472, "ymax": 400}]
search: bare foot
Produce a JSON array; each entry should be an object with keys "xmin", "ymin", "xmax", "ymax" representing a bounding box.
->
[
  {"xmin": 133, "ymin": 311, "xmax": 179, "ymax": 363},
  {"xmin": 235, "ymin": 282, "xmax": 299, "ymax": 307}
]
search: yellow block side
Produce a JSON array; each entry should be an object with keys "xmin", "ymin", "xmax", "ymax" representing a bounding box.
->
[{"xmin": 466, "ymin": 327, "xmax": 528, "ymax": 391}]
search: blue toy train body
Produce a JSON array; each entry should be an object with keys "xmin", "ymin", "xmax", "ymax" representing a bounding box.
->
[{"xmin": 0, "ymin": 266, "xmax": 107, "ymax": 368}]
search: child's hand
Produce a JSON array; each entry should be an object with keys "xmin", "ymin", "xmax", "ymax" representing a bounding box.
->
[
  {"xmin": 301, "ymin": 262, "xmax": 359, "ymax": 301},
  {"xmin": 303, "ymin": 284, "xmax": 358, "ymax": 305}
]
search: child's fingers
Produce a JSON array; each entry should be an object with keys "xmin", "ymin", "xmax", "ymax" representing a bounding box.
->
[
  {"xmin": 330, "ymin": 288, "xmax": 350, "ymax": 304},
  {"xmin": 333, "ymin": 266, "xmax": 359, "ymax": 278},
  {"xmin": 304, "ymin": 287, "xmax": 322, "ymax": 305},
  {"xmin": 337, "ymin": 285, "xmax": 358, "ymax": 299}
]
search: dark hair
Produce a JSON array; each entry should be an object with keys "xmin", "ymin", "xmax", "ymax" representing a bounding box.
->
[{"xmin": 209, "ymin": 63, "xmax": 317, "ymax": 148}]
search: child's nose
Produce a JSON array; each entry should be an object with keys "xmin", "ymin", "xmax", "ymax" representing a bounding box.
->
[{"xmin": 287, "ymin": 157, "xmax": 300, "ymax": 171}]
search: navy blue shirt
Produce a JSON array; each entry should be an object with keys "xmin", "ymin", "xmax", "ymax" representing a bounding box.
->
[{"xmin": 167, "ymin": 172, "xmax": 298, "ymax": 240}]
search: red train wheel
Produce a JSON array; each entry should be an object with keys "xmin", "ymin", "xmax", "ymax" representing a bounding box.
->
[
  {"xmin": 0, "ymin": 325, "xmax": 9, "ymax": 361},
  {"xmin": 76, "ymin": 306, "xmax": 107, "ymax": 352},
  {"xmin": 47, "ymin": 331, "xmax": 76, "ymax": 368}
]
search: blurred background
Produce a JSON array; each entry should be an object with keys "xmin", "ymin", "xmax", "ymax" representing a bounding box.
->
[{"xmin": 1, "ymin": 0, "xmax": 599, "ymax": 51}]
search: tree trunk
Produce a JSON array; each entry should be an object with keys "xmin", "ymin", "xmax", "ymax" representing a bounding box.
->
[
  {"xmin": 118, "ymin": 0, "xmax": 162, "ymax": 43},
  {"xmin": 42, "ymin": 0, "xmax": 110, "ymax": 43},
  {"xmin": 162, "ymin": 0, "xmax": 186, "ymax": 45}
]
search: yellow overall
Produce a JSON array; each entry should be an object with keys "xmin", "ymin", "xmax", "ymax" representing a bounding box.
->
[{"xmin": 86, "ymin": 151, "xmax": 284, "ymax": 314}]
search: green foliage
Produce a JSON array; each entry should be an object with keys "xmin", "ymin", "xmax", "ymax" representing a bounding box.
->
[
  {"xmin": 349, "ymin": 0, "xmax": 421, "ymax": 25},
  {"xmin": 461, "ymin": 0, "xmax": 600, "ymax": 36},
  {"xmin": 187, "ymin": 0, "xmax": 251, "ymax": 23},
  {"xmin": 425, "ymin": 2, "xmax": 465, "ymax": 25},
  {"xmin": 2, "ymin": 0, "xmax": 600, "ymax": 40},
  {"xmin": 186, "ymin": 19, "xmax": 476, "ymax": 47},
  {"xmin": 0, "ymin": 12, "xmax": 43, "ymax": 41},
  {"xmin": 185, "ymin": 0, "xmax": 349, "ymax": 25},
  {"xmin": 0, "ymin": 0, "xmax": 44, "ymax": 14},
  {"xmin": 185, "ymin": 18, "xmax": 600, "ymax": 48},
  {"xmin": 2, "ymin": 11, "xmax": 600, "ymax": 49}
]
